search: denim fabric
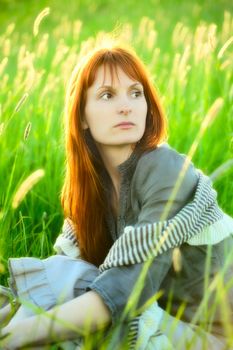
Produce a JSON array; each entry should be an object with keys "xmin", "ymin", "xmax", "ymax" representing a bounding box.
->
[{"xmin": 8, "ymin": 255, "xmax": 100, "ymax": 311}]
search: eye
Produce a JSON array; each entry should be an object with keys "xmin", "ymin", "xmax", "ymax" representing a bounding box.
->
[
  {"xmin": 100, "ymin": 92, "xmax": 112, "ymax": 100},
  {"xmin": 131, "ymin": 90, "xmax": 143, "ymax": 98}
]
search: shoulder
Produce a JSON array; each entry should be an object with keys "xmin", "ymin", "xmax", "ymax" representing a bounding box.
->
[
  {"xmin": 133, "ymin": 142, "xmax": 198, "ymax": 193},
  {"xmin": 137, "ymin": 142, "xmax": 187, "ymax": 170}
]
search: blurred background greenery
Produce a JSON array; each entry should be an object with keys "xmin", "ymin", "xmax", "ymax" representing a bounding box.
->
[
  {"xmin": 0, "ymin": 0, "xmax": 232, "ymax": 282},
  {"xmin": 1, "ymin": 0, "xmax": 233, "ymax": 37}
]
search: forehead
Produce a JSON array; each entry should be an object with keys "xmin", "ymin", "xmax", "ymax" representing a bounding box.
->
[{"xmin": 91, "ymin": 64, "xmax": 139, "ymax": 88}]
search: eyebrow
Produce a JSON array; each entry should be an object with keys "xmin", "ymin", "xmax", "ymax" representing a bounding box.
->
[{"xmin": 97, "ymin": 82, "xmax": 143, "ymax": 91}]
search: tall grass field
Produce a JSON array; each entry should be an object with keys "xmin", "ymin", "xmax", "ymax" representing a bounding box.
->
[{"xmin": 0, "ymin": 0, "xmax": 233, "ymax": 348}]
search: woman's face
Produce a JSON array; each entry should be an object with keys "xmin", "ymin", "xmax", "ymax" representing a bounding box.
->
[{"xmin": 83, "ymin": 65, "xmax": 148, "ymax": 150}]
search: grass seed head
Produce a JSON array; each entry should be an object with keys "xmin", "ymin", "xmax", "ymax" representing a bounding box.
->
[
  {"xmin": 200, "ymin": 97, "xmax": 224, "ymax": 132},
  {"xmin": 24, "ymin": 122, "xmax": 32, "ymax": 140},
  {"xmin": 0, "ymin": 57, "xmax": 8, "ymax": 76},
  {"xmin": 12, "ymin": 169, "xmax": 45, "ymax": 209},
  {"xmin": 0, "ymin": 263, "xmax": 5, "ymax": 274},
  {"xmin": 33, "ymin": 7, "xmax": 50, "ymax": 37},
  {"xmin": 14, "ymin": 92, "xmax": 29, "ymax": 113},
  {"xmin": 0, "ymin": 122, "xmax": 4, "ymax": 135},
  {"xmin": 217, "ymin": 36, "xmax": 233, "ymax": 59},
  {"xmin": 172, "ymin": 247, "xmax": 182, "ymax": 273}
]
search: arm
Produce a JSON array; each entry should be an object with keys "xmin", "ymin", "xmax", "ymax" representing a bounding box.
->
[{"xmin": 1, "ymin": 290, "xmax": 111, "ymax": 349}]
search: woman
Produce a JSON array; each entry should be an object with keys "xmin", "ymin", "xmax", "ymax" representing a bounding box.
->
[{"xmin": 1, "ymin": 44, "xmax": 233, "ymax": 349}]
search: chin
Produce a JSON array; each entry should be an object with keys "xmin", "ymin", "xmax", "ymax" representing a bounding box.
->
[
  {"xmin": 115, "ymin": 134, "xmax": 143, "ymax": 144},
  {"xmin": 115, "ymin": 138, "xmax": 140, "ymax": 145},
  {"xmin": 99, "ymin": 134, "xmax": 143, "ymax": 147}
]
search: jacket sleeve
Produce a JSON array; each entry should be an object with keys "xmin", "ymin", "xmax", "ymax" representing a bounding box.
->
[{"xmin": 86, "ymin": 148, "xmax": 199, "ymax": 325}]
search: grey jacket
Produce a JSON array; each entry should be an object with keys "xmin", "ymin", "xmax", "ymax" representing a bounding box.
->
[{"xmin": 83, "ymin": 143, "xmax": 233, "ymax": 336}]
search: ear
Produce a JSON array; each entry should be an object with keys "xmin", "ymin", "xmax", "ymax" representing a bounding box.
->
[{"xmin": 81, "ymin": 118, "xmax": 89, "ymax": 130}]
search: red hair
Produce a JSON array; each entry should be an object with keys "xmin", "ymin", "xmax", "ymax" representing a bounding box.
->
[{"xmin": 61, "ymin": 45, "xmax": 168, "ymax": 266}]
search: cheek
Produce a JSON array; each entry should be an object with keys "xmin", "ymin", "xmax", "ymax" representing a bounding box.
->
[
  {"xmin": 139, "ymin": 98, "xmax": 147, "ymax": 112},
  {"xmin": 85, "ymin": 101, "xmax": 109, "ymax": 119},
  {"xmin": 84, "ymin": 104, "xmax": 97, "ymax": 127},
  {"xmin": 141, "ymin": 103, "xmax": 148, "ymax": 127},
  {"xmin": 140, "ymin": 101, "xmax": 148, "ymax": 120}
]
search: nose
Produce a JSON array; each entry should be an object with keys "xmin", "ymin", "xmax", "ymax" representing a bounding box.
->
[{"xmin": 117, "ymin": 106, "xmax": 132, "ymax": 116}]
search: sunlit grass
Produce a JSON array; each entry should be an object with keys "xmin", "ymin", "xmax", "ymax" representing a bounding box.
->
[{"xmin": 0, "ymin": 3, "xmax": 233, "ymax": 349}]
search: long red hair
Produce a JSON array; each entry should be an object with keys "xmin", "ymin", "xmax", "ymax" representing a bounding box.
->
[{"xmin": 61, "ymin": 45, "xmax": 168, "ymax": 266}]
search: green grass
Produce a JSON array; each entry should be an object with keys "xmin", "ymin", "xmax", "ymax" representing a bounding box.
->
[{"xmin": 0, "ymin": 0, "xmax": 233, "ymax": 348}]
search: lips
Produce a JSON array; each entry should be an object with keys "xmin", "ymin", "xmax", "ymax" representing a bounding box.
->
[{"xmin": 114, "ymin": 122, "xmax": 135, "ymax": 127}]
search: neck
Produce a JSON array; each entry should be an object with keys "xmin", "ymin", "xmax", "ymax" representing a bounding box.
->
[{"xmin": 96, "ymin": 144, "xmax": 134, "ymax": 195}]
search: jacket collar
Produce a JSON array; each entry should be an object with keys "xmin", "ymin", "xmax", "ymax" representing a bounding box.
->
[{"xmin": 117, "ymin": 145, "xmax": 141, "ymax": 179}]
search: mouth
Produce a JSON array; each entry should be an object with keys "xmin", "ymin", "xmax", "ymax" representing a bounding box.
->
[{"xmin": 114, "ymin": 122, "xmax": 135, "ymax": 127}]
